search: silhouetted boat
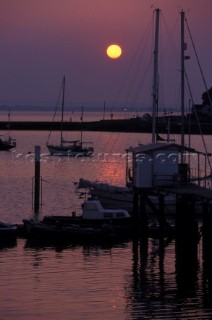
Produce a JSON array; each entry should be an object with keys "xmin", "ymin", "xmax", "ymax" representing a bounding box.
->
[
  {"xmin": 0, "ymin": 222, "xmax": 17, "ymax": 239},
  {"xmin": 23, "ymin": 220, "xmax": 117, "ymax": 242},
  {"xmin": 0, "ymin": 135, "xmax": 16, "ymax": 151},
  {"xmin": 23, "ymin": 198, "xmax": 133, "ymax": 242},
  {"xmin": 0, "ymin": 109, "xmax": 16, "ymax": 151},
  {"xmin": 46, "ymin": 76, "xmax": 94, "ymax": 156},
  {"xmin": 76, "ymin": 9, "xmax": 212, "ymax": 218}
]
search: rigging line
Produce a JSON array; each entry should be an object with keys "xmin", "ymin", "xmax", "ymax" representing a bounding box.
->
[
  {"xmin": 105, "ymin": 18, "xmax": 156, "ymax": 156},
  {"xmin": 184, "ymin": 16, "xmax": 212, "ymax": 172},
  {"xmin": 159, "ymin": 13, "xmax": 180, "ymax": 112},
  {"xmin": 46, "ymin": 79, "xmax": 64, "ymax": 144},
  {"xmin": 85, "ymin": 16, "xmax": 155, "ymax": 167},
  {"xmin": 185, "ymin": 70, "xmax": 212, "ymax": 172},
  {"xmin": 42, "ymin": 178, "xmax": 75, "ymax": 193},
  {"xmin": 110, "ymin": 15, "xmax": 154, "ymax": 115},
  {"xmin": 75, "ymin": 16, "xmax": 166, "ymax": 184},
  {"xmin": 123, "ymin": 17, "xmax": 154, "ymax": 111},
  {"xmin": 101, "ymin": 13, "xmax": 165, "ymax": 163},
  {"xmin": 161, "ymin": 12, "xmax": 179, "ymax": 64},
  {"xmin": 43, "ymin": 202, "xmax": 82, "ymax": 212},
  {"xmin": 185, "ymin": 16, "xmax": 212, "ymax": 108},
  {"xmin": 129, "ymin": 54, "xmax": 152, "ymax": 113}
]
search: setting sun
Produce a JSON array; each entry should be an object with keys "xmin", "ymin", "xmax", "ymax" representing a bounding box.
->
[{"xmin": 106, "ymin": 44, "xmax": 122, "ymax": 59}]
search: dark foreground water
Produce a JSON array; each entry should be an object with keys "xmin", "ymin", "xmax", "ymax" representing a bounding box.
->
[
  {"xmin": 1, "ymin": 236, "xmax": 212, "ymax": 319},
  {"xmin": 0, "ymin": 127, "xmax": 212, "ymax": 319}
]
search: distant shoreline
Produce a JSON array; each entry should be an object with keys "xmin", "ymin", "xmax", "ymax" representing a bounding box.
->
[{"xmin": 1, "ymin": 117, "xmax": 212, "ymax": 135}]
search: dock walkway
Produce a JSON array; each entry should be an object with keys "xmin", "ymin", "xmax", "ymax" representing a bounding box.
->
[{"xmin": 158, "ymin": 183, "xmax": 212, "ymax": 201}]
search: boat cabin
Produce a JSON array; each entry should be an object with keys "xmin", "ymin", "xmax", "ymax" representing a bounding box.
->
[
  {"xmin": 82, "ymin": 199, "xmax": 131, "ymax": 220},
  {"xmin": 126, "ymin": 142, "xmax": 210, "ymax": 189}
]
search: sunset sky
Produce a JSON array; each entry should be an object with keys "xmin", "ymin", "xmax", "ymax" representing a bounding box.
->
[{"xmin": 0, "ymin": 0, "xmax": 211, "ymax": 113}]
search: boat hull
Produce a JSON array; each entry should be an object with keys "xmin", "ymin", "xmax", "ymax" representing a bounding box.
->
[
  {"xmin": 88, "ymin": 188, "xmax": 204, "ymax": 215},
  {"xmin": 0, "ymin": 222, "xmax": 17, "ymax": 240},
  {"xmin": 0, "ymin": 138, "xmax": 16, "ymax": 151},
  {"xmin": 89, "ymin": 188, "xmax": 178, "ymax": 214},
  {"xmin": 22, "ymin": 219, "xmax": 129, "ymax": 243},
  {"xmin": 47, "ymin": 144, "xmax": 93, "ymax": 157}
]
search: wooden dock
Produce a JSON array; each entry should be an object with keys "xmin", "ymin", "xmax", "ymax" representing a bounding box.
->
[{"xmin": 158, "ymin": 183, "xmax": 212, "ymax": 200}]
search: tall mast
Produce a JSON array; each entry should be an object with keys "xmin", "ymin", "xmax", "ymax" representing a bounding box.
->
[
  {"xmin": 152, "ymin": 8, "xmax": 160, "ymax": 143},
  {"xmin": 80, "ymin": 105, "xmax": 83, "ymax": 146},
  {"xmin": 60, "ymin": 76, "xmax": 65, "ymax": 145},
  {"xmin": 8, "ymin": 108, "xmax": 11, "ymax": 138},
  {"xmin": 180, "ymin": 10, "xmax": 185, "ymax": 161},
  {"xmin": 103, "ymin": 100, "xmax": 106, "ymax": 120}
]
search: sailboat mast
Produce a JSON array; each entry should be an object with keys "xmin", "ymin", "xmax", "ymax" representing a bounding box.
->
[
  {"xmin": 152, "ymin": 8, "xmax": 160, "ymax": 144},
  {"xmin": 80, "ymin": 105, "xmax": 83, "ymax": 146},
  {"xmin": 180, "ymin": 10, "xmax": 185, "ymax": 161},
  {"xmin": 60, "ymin": 76, "xmax": 65, "ymax": 145},
  {"xmin": 8, "ymin": 108, "xmax": 11, "ymax": 138},
  {"xmin": 103, "ymin": 100, "xmax": 106, "ymax": 120}
]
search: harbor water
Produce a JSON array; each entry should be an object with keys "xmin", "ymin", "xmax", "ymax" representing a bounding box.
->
[{"xmin": 1, "ymin": 113, "xmax": 212, "ymax": 319}]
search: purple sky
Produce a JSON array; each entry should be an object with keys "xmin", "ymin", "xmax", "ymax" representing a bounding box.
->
[{"xmin": 0, "ymin": 0, "xmax": 211, "ymax": 113}]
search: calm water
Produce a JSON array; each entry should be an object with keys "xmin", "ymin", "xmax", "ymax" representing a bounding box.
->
[{"xmin": 1, "ymin": 115, "xmax": 212, "ymax": 319}]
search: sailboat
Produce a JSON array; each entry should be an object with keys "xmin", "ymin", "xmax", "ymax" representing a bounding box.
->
[
  {"xmin": 76, "ymin": 8, "xmax": 172, "ymax": 213},
  {"xmin": 46, "ymin": 76, "xmax": 94, "ymax": 157},
  {"xmin": 0, "ymin": 109, "xmax": 16, "ymax": 151},
  {"xmin": 76, "ymin": 9, "xmax": 211, "ymax": 214}
]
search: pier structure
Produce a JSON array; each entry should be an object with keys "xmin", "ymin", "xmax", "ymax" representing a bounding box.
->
[
  {"xmin": 126, "ymin": 142, "xmax": 212, "ymax": 239},
  {"xmin": 127, "ymin": 141, "xmax": 212, "ymax": 290},
  {"xmin": 130, "ymin": 148, "xmax": 212, "ymax": 299}
]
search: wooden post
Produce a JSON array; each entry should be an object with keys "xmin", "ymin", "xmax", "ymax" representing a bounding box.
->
[
  {"xmin": 132, "ymin": 188, "xmax": 139, "ymax": 222},
  {"xmin": 139, "ymin": 191, "xmax": 148, "ymax": 236},
  {"xmin": 34, "ymin": 146, "xmax": 41, "ymax": 214},
  {"xmin": 158, "ymin": 194, "xmax": 165, "ymax": 237},
  {"xmin": 175, "ymin": 194, "xmax": 198, "ymax": 294}
]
